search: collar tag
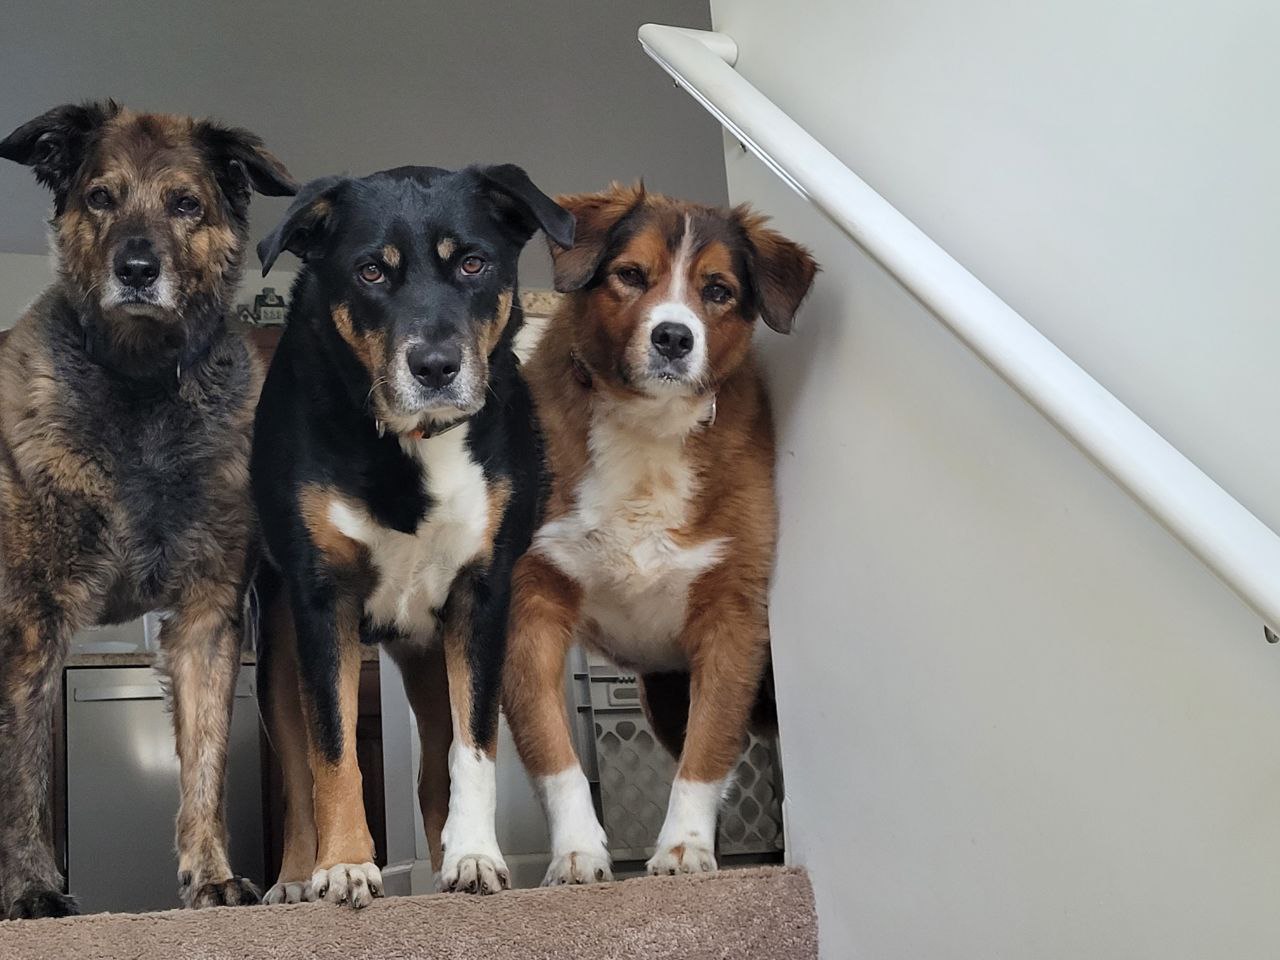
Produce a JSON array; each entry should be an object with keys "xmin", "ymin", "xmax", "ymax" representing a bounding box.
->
[{"xmin": 700, "ymin": 395, "xmax": 717, "ymax": 428}]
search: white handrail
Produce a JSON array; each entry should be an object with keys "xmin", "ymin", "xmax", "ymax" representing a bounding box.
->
[{"xmin": 639, "ymin": 23, "xmax": 1280, "ymax": 635}]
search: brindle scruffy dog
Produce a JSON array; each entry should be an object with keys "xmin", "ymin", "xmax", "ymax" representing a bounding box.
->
[{"xmin": 0, "ymin": 101, "xmax": 296, "ymax": 918}]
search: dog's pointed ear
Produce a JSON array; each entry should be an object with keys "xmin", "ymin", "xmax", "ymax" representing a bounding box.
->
[
  {"xmin": 735, "ymin": 205, "xmax": 819, "ymax": 335},
  {"xmin": 475, "ymin": 164, "xmax": 575, "ymax": 250},
  {"xmin": 196, "ymin": 122, "xmax": 298, "ymax": 222},
  {"xmin": 256, "ymin": 176, "xmax": 345, "ymax": 275},
  {"xmin": 549, "ymin": 182, "xmax": 646, "ymax": 293},
  {"xmin": 0, "ymin": 100, "xmax": 119, "ymax": 209}
]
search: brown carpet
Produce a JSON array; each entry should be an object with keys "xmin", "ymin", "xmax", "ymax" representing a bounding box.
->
[{"xmin": 0, "ymin": 867, "xmax": 817, "ymax": 959}]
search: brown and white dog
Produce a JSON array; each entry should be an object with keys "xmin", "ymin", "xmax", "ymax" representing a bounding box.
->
[{"xmin": 503, "ymin": 184, "xmax": 816, "ymax": 883}]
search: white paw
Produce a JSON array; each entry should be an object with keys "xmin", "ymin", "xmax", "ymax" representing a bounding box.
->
[
  {"xmin": 542, "ymin": 849, "xmax": 613, "ymax": 886},
  {"xmin": 647, "ymin": 842, "xmax": 717, "ymax": 876},
  {"xmin": 263, "ymin": 879, "xmax": 315, "ymax": 905},
  {"xmin": 310, "ymin": 862, "xmax": 383, "ymax": 909},
  {"xmin": 440, "ymin": 852, "xmax": 510, "ymax": 895}
]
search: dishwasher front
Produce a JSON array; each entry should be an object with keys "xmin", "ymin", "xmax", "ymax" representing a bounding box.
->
[{"xmin": 64, "ymin": 665, "xmax": 265, "ymax": 913}]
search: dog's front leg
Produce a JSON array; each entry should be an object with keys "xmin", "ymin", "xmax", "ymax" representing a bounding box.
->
[
  {"xmin": 0, "ymin": 594, "xmax": 79, "ymax": 919},
  {"xmin": 259, "ymin": 591, "xmax": 318, "ymax": 905},
  {"xmin": 438, "ymin": 570, "xmax": 510, "ymax": 895},
  {"xmin": 160, "ymin": 582, "xmax": 260, "ymax": 908},
  {"xmin": 646, "ymin": 588, "xmax": 770, "ymax": 877},
  {"xmin": 503, "ymin": 552, "xmax": 612, "ymax": 886},
  {"xmin": 291, "ymin": 585, "xmax": 380, "ymax": 909}
]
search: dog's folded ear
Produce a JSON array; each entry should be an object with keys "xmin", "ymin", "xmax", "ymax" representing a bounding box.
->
[
  {"xmin": 256, "ymin": 176, "xmax": 346, "ymax": 275},
  {"xmin": 0, "ymin": 100, "xmax": 119, "ymax": 210},
  {"xmin": 196, "ymin": 122, "xmax": 299, "ymax": 222},
  {"xmin": 734, "ymin": 206, "xmax": 819, "ymax": 335},
  {"xmin": 548, "ymin": 182, "xmax": 647, "ymax": 293},
  {"xmin": 475, "ymin": 164, "xmax": 575, "ymax": 251}
]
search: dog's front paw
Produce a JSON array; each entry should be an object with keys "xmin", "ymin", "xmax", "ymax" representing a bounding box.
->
[
  {"xmin": 8, "ymin": 887, "xmax": 79, "ymax": 920},
  {"xmin": 542, "ymin": 849, "xmax": 613, "ymax": 886},
  {"xmin": 310, "ymin": 863, "xmax": 383, "ymax": 909},
  {"xmin": 184, "ymin": 875, "xmax": 261, "ymax": 908},
  {"xmin": 440, "ymin": 852, "xmax": 510, "ymax": 895},
  {"xmin": 646, "ymin": 842, "xmax": 717, "ymax": 877},
  {"xmin": 263, "ymin": 879, "xmax": 316, "ymax": 905}
]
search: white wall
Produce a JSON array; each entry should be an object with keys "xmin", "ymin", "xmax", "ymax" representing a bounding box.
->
[
  {"xmin": 709, "ymin": 2, "xmax": 1280, "ymax": 957},
  {"xmin": 0, "ymin": 252, "xmax": 54, "ymax": 323}
]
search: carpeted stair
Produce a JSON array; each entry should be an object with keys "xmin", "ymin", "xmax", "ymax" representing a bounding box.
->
[{"xmin": 0, "ymin": 867, "xmax": 817, "ymax": 960}]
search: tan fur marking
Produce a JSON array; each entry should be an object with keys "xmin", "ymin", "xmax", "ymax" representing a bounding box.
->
[
  {"xmin": 381, "ymin": 244, "xmax": 401, "ymax": 269},
  {"xmin": 442, "ymin": 593, "xmax": 479, "ymax": 752},
  {"xmin": 309, "ymin": 619, "xmax": 375, "ymax": 869},
  {"xmin": 299, "ymin": 483, "xmax": 364, "ymax": 570},
  {"xmin": 437, "ymin": 237, "xmax": 457, "ymax": 260},
  {"xmin": 478, "ymin": 289, "xmax": 515, "ymax": 360},
  {"xmin": 484, "ymin": 479, "xmax": 512, "ymax": 555},
  {"xmin": 263, "ymin": 590, "xmax": 318, "ymax": 886},
  {"xmin": 331, "ymin": 302, "xmax": 385, "ymax": 381},
  {"xmin": 331, "ymin": 302, "xmax": 356, "ymax": 343}
]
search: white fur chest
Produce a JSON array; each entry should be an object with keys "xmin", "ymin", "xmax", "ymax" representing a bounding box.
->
[
  {"xmin": 534, "ymin": 395, "xmax": 727, "ymax": 672},
  {"xmin": 329, "ymin": 426, "xmax": 489, "ymax": 640}
]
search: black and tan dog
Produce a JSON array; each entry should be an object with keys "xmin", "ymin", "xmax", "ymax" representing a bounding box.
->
[
  {"xmin": 252, "ymin": 165, "xmax": 571, "ymax": 907},
  {"xmin": 0, "ymin": 101, "xmax": 296, "ymax": 918}
]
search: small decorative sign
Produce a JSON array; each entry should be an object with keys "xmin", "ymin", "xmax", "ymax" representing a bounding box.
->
[{"xmin": 253, "ymin": 287, "xmax": 288, "ymax": 326}]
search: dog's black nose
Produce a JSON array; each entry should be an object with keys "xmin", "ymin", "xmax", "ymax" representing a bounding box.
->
[
  {"xmin": 407, "ymin": 343, "xmax": 461, "ymax": 390},
  {"xmin": 113, "ymin": 239, "xmax": 161, "ymax": 290},
  {"xmin": 651, "ymin": 321, "xmax": 694, "ymax": 360}
]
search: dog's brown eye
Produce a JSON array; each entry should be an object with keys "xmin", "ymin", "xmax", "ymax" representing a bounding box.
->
[
  {"xmin": 703, "ymin": 283, "xmax": 732, "ymax": 305},
  {"xmin": 173, "ymin": 195, "xmax": 201, "ymax": 217},
  {"xmin": 616, "ymin": 265, "xmax": 646, "ymax": 288},
  {"xmin": 358, "ymin": 263, "xmax": 385, "ymax": 284},
  {"xmin": 86, "ymin": 186, "xmax": 113, "ymax": 211},
  {"xmin": 460, "ymin": 255, "xmax": 486, "ymax": 276}
]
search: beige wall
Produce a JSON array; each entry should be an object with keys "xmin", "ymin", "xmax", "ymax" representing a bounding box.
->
[{"xmin": 710, "ymin": 1, "xmax": 1280, "ymax": 957}]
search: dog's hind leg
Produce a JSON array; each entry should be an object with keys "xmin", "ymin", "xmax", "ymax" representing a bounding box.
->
[
  {"xmin": 159, "ymin": 580, "xmax": 260, "ymax": 908},
  {"xmin": 386, "ymin": 643, "xmax": 452, "ymax": 874},
  {"xmin": 259, "ymin": 590, "xmax": 318, "ymax": 905},
  {"xmin": 640, "ymin": 670, "xmax": 692, "ymax": 759},
  {"xmin": 0, "ymin": 594, "xmax": 80, "ymax": 919}
]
